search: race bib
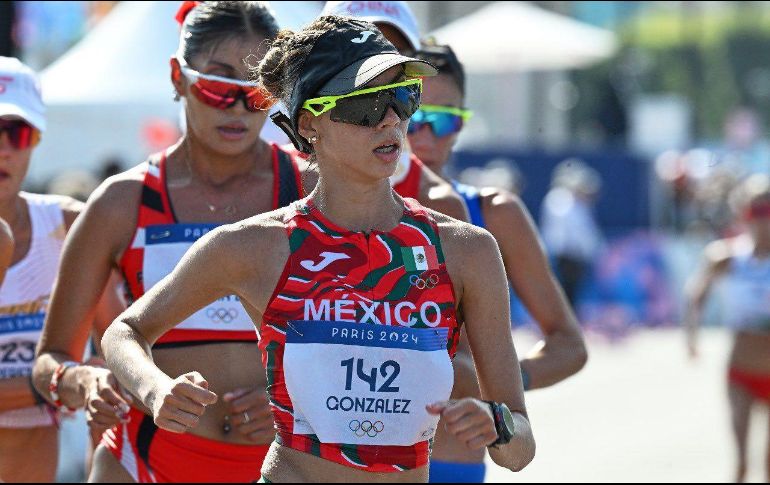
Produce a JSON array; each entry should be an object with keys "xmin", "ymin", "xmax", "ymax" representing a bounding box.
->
[
  {"xmin": 143, "ymin": 224, "xmax": 254, "ymax": 332},
  {"xmin": 283, "ymin": 320, "xmax": 454, "ymax": 446},
  {"xmin": 0, "ymin": 313, "xmax": 42, "ymax": 379}
]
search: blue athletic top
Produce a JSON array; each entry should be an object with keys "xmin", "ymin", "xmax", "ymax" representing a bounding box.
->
[
  {"xmin": 451, "ymin": 180, "xmax": 533, "ymax": 327},
  {"xmin": 451, "ymin": 180, "xmax": 486, "ymax": 228}
]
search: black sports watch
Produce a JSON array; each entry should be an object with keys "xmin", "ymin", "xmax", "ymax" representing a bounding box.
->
[{"xmin": 486, "ymin": 401, "xmax": 515, "ymax": 448}]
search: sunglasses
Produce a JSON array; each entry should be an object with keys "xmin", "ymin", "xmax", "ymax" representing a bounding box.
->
[
  {"xmin": 408, "ymin": 105, "xmax": 473, "ymax": 138},
  {"xmin": 0, "ymin": 119, "xmax": 40, "ymax": 150},
  {"xmin": 302, "ymin": 79, "xmax": 422, "ymax": 128},
  {"xmin": 177, "ymin": 57, "xmax": 276, "ymax": 112}
]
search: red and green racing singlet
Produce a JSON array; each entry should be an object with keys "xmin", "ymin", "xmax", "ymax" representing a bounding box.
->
[{"xmin": 259, "ymin": 196, "xmax": 461, "ymax": 473}]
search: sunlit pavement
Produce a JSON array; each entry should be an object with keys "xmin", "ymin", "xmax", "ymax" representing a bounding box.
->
[{"xmin": 484, "ymin": 327, "xmax": 768, "ymax": 483}]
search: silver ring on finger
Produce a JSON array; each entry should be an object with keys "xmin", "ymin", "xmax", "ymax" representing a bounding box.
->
[{"xmin": 243, "ymin": 411, "xmax": 250, "ymax": 423}]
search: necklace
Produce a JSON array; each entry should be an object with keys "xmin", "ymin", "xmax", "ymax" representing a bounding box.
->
[{"xmin": 183, "ymin": 147, "xmax": 244, "ymax": 216}]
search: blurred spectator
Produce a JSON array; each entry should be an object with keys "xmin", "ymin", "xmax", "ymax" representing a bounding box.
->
[
  {"xmin": 540, "ymin": 158, "xmax": 605, "ymax": 305},
  {"xmin": 718, "ymin": 106, "xmax": 770, "ymax": 176},
  {"xmin": 98, "ymin": 155, "xmax": 124, "ymax": 182},
  {"xmin": 456, "ymin": 158, "xmax": 525, "ymax": 195},
  {"xmin": 46, "ymin": 169, "xmax": 98, "ymax": 202}
]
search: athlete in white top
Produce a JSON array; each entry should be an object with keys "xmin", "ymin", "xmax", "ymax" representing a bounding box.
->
[
  {"xmin": 685, "ymin": 174, "xmax": 770, "ymax": 482},
  {"xmin": 0, "ymin": 56, "xmax": 117, "ymax": 483}
]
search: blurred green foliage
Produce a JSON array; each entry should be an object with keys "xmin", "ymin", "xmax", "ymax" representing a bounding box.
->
[{"xmin": 573, "ymin": 2, "xmax": 770, "ymax": 141}]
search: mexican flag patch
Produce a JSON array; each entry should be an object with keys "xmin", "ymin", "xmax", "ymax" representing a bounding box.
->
[{"xmin": 401, "ymin": 246, "xmax": 439, "ymax": 272}]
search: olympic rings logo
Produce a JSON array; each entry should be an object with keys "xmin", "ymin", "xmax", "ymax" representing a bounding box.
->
[
  {"xmin": 409, "ymin": 274, "xmax": 439, "ymax": 290},
  {"xmin": 206, "ymin": 308, "xmax": 238, "ymax": 324},
  {"xmin": 349, "ymin": 420, "xmax": 385, "ymax": 437}
]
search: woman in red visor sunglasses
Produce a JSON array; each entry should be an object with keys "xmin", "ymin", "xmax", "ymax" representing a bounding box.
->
[
  {"xmin": 0, "ymin": 56, "xmax": 122, "ymax": 482},
  {"xmin": 685, "ymin": 174, "xmax": 770, "ymax": 482},
  {"xmin": 33, "ymin": 2, "xmax": 305, "ymax": 483}
]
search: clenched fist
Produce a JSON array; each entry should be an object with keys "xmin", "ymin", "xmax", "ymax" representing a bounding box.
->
[{"xmin": 151, "ymin": 371, "xmax": 218, "ymax": 433}]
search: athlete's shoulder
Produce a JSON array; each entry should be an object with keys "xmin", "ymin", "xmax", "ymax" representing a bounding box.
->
[
  {"xmin": 417, "ymin": 160, "xmax": 452, "ymax": 194},
  {"xmin": 92, "ymin": 164, "xmax": 145, "ymax": 201},
  {"xmin": 22, "ymin": 192, "xmax": 84, "ymax": 229},
  {"xmin": 414, "ymin": 168, "xmax": 469, "ymax": 222},
  {"xmin": 201, "ymin": 205, "xmax": 295, "ymax": 274},
  {"xmin": 479, "ymin": 187, "xmax": 533, "ymax": 226},
  {"xmin": 433, "ymin": 206, "xmax": 501, "ymax": 293},
  {"xmin": 428, "ymin": 204, "xmax": 497, "ymax": 249},
  {"xmin": 220, "ymin": 204, "xmax": 294, "ymax": 240},
  {"xmin": 73, "ymin": 164, "xmax": 148, "ymax": 238}
]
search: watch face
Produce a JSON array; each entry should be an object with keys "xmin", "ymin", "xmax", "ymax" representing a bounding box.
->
[{"xmin": 501, "ymin": 404, "xmax": 515, "ymax": 436}]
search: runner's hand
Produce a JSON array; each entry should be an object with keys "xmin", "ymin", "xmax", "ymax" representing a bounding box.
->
[
  {"xmin": 152, "ymin": 372, "xmax": 217, "ymax": 433},
  {"xmin": 223, "ymin": 387, "xmax": 275, "ymax": 443},
  {"xmin": 427, "ymin": 398, "xmax": 498, "ymax": 450},
  {"xmin": 84, "ymin": 366, "xmax": 132, "ymax": 433}
]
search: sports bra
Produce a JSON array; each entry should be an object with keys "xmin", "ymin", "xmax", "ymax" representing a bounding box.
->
[
  {"xmin": 258, "ymin": 196, "xmax": 461, "ymax": 472},
  {"xmin": 119, "ymin": 143, "xmax": 302, "ymax": 346},
  {"xmin": 451, "ymin": 181, "xmax": 486, "ymax": 228}
]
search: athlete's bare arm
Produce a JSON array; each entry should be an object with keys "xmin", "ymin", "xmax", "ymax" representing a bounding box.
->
[
  {"xmin": 101, "ymin": 211, "xmax": 289, "ymax": 433},
  {"xmin": 33, "ymin": 173, "xmax": 141, "ymax": 423},
  {"xmin": 484, "ymin": 189, "xmax": 586, "ymax": 388},
  {"xmin": 434, "ymin": 212, "xmax": 535, "ymax": 471},
  {"xmin": 419, "ymin": 164, "xmax": 469, "ymax": 222},
  {"xmin": 684, "ymin": 238, "xmax": 733, "ymax": 358},
  {"xmin": 59, "ymin": 196, "xmax": 127, "ymax": 353}
]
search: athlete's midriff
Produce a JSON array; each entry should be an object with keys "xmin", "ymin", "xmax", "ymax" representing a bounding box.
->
[
  {"xmin": 149, "ymin": 342, "xmax": 269, "ymax": 444},
  {"xmin": 259, "ymin": 197, "xmax": 461, "ymax": 474}
]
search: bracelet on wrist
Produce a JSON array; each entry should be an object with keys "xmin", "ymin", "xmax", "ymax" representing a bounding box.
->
[{"xmin": 49, "ymin": 361, "xmax": 80, "ymax": 412}]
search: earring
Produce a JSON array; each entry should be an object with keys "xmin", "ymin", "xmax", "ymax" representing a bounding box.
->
[
  {"xmin": 173, "ymin": 91, "xmax": 181, "ymax": 102},
  {"xmin": 308, "ymin": 135, "xmax": 318, "ymax": 144}
]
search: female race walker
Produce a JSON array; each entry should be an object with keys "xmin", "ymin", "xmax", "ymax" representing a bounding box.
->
[
  {"xmin": 686, "ymin": 174, "xmax": 770, "ymax": 482},
  {"xmin": 102, "ymin": 16, "xmax": 535, "ymax": 483},
  {"xmin": 0, "ymin": 56, "xmax": 107, "ymax": 483},
  {"xmin": 33, "ymin": 2, "xmax": 301, "ymax": 482},
  {"xmin": 406, "ymin": 44, "xmax": 586, "ymax": 483}
]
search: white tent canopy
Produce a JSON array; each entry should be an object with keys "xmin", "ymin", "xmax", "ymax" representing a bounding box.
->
[
  {"xmin": 29, "ymin": 1, "xmax": 321, "ymax": 185},
  {"xmin": 41, "ymin": 1, "xmax": 322, "ymax": 105},
  {"xmin": 41, "ymin": 1, "xmax": 182, "ymax": 105},
  {"xmin": 430, "ymin": 2, "xmax": 617, "ymax": 73}
]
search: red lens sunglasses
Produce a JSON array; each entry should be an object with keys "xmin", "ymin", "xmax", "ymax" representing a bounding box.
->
[
  {"xmin": 176, "ymin": 57, "xmax": 276, "ymax": 112},
  {"xmin": 0, "ymin": 119, "xmax": 40, "ymax": 150}
]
